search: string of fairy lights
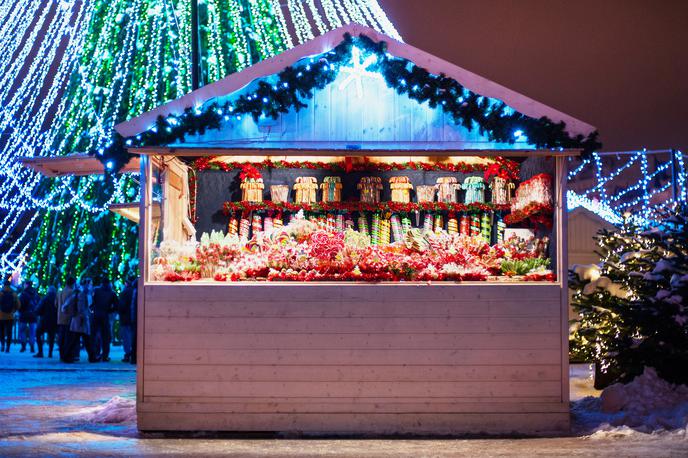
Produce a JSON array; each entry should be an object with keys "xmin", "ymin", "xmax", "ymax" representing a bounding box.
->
[
  {"xmin": 567, "ymin": 150, "xmax": 687, "ymax": 227},
  {"xmin": 0, "ymin": 0, "xmax": 402, "ymax": 284}
]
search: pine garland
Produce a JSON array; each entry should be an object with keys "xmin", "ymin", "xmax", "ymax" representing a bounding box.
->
[{"xmin": 100, "ymin": 33, "xmax": 601, "ymax": 171}]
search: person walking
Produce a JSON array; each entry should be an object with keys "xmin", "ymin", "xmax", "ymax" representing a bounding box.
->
[
  {"xmin": 0, "ymin": 280, "xmax": 20, "ymax": 353},
  {"xmin": 34, "ymin": 286, "xmax": 58, "ymax": 358},
  {"xmin": 67, "ymin": 277, "xmax": 97, "ymax": 363},
  {"xmin": 118, "ymin": 277, "xmax": 135, "ymax": 363},
  {"xmin": 57, "ymin": 277, "xmax": 77, "ymax": 362},
  {"xmin": 18, "ymin": 281, "xmax": 39, "ymax": 353},
  {"xmin": 91, "ymin": 278, "xmax": 118, "ymax": 362}
]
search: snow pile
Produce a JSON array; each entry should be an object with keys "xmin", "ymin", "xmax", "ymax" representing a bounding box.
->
[
  {"xmin": 572, "ymin": 367, "xmax": 688, "ymax": 437},
  {"xmin": 77, "ymin": 396, "xmax": 136, "ymax": 424}
]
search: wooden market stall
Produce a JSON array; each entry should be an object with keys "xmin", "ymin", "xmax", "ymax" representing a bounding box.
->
[{"xmin": 115, "ymin": 24, "xmax": 598, "ymax": 435}]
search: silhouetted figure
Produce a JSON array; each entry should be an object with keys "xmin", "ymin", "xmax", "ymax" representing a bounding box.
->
[
  {"xmin": 18, "ymin": 281, "xmax": 39, "ymax": 353},
  {"xmin": 66, "ymin": 278, "xmax": 97, "ymax": 363},
  {"xmin": 91, "ymin": 279, "xmax": 118, "ymax": 362},
  {"xmin": 0, "ymin": 280, "xmax": 19, "ymax": 353},
  {"xmin": 57, "ymin": 277, "xmax": 77, "ymax": 362},
  {"xmin": 118, "ymin": 277, "xmax": 135, "ymax": 362},
  {"xmin": 34, "ymin": 286, "xmax": 58, "ymax": 358}
]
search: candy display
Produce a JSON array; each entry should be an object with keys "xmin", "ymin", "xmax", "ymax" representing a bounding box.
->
[
  {"xmin": 423, "ymin": 213, "xmax": 433, "ymax": 233},
  {"xmin": 481, "ymin": 213, "xmax": 491, "ymax": 242},
  {"xmin": 240, "ymin": 178, "xmax": 265, "ymax": 203},
  {"xmin": 496, "ymin": 215, "xmax": 506, "ymax": 242},
  {"xmin": 228, "ymin": 215, "xmax": 238, "ymax": 235},
  {"xmin": 358, "ymin": 177, "xmax": 383, "ymax": 203},
  {"xmin": 489, "ymin": 176, "xmax": 514, "ymax": 205},
  {"xmin": 401, "ymin": 215, "xmax": 412, "ymax": 234},
  {"xmin": 264, "ymin": 215, "xmax": 274, "ymax": 233},
  {"xmin": 416, "ymin": 185, "xmax": 437, "ymax": 203},
  {"xmin": 389, "ymin": 176, "xmax": 413, "ymax": 203},
  {"xmin": 506, "ymin": 173, "xmax": 554, "ymax": 225},
  {"xmin": 294, "ymin": 177, "xmax": 319, "ymax": 204},
  {"xmin": 379, "ymin": 217, "xmax": 391, "ymax": 245},
  {"xmin": 151, "ymin": 222, "xmax": 553, "ymax": 283},
  {"xmin": 470, "ymin": 215, "xmax": 481, "ymax": 237},
  {"xmin": 371, "ymin": 213, "xmax": 381, "ymax": 245},
  {"xmin": 434, "ymin": 214, "xmax": 444, "ymax": 233},
  {"xmin": 273, "ymin": 212, "xmax": 284, "ymax": 229},
  {"xmin": 390, "ymin": 214, "xmax": 403, "ymax": 242},
  {"xmin": 436, "ymin": 177, "xmax": 460, "ymax": 203},
  {"xmin": 357, "ymin": 215, "xmax": 369, "ymax": 236},
  {"xmin": 251, "ymin": 214, "xmax": 263, "ymax": 236},
  {"xmin": 447, "ymin": 215, "xmax": 458, "ymax": 234},
  {"xmin": 270, "ymin": 185, "xmax": 290, "ymax": 203},
  {"xmin": 239, "ymin": 214, "xmax": 250, "ymax": 240},
  {"xmin": 460, "ymin": 215, "xmax": 470, "ymax": 235},
  {"xmin": 321, "ymin": 177, "xmax": 343, "ymax": 203},
  {"xmin": 462, "ymin": 176, "xmax": 485, "ymax": 204},
  {"xmin": 175, "ymin": 156, "xmax": 557, "ymax": 283},
  {"xmin": 335, "ymin": 214, "xmax": 345, "ymax": 232}
]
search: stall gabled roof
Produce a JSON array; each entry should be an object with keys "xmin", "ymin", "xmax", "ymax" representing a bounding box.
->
[
  {"xmin": 116, "ymin": 24, "xmax": 595, "ymax": 140},
  {"xmin": 18, "ymin": 154, "xmax": 140, "ymax": 177}
]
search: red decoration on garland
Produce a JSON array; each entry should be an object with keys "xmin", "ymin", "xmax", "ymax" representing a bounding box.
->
[{"xmin": 192, "ymin": 157, "xmax": 520, "ymax": 176}]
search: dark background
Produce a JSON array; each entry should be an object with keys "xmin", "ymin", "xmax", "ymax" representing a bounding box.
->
[{"xmin": 379, "ymin": 0, "xmax": 688, "ymax": 153}]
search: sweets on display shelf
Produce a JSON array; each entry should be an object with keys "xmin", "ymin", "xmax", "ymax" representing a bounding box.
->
[
  {"xmin": 389, "ymin": 176, "xmax": 413, "ymax": 203},
  {"xmin": 436, "ymin": 177, "xmax": 460, "ymax": 203},
  {"xmin": 321, "ymin": 176, "xmax": 343, "ymax": 203},
  {"xmin": 294, "ymin": 177, "xmax": 319, "ymax": 204}
]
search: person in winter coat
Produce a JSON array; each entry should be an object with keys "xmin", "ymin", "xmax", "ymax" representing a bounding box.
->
[
  {"xmin": 66, "ymin": 278, "xmax": 97, "ymax": 363},
  {"xmin": 91, "ymin": 279, "xmax": 118, "ymax": 362},
  {"xmin": 57, "ymin": 277, "xmax": 77, "ymax": 362},
  {"xmin": 34, "ymin": 286, "xmax": 58, "ymax": 358},
  {"xmin": 117, "ymin": 277, "xmax": 135, "ymax": 363},
  {"xmin": 0, "ymin": 280, "xmax": 20, "ymax": 353},
  {"xmin": 18, "ymin": 281, "xmax": 39, "ymax": 353}
]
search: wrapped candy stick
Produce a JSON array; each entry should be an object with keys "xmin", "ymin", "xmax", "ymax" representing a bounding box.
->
[
  {"xmin": 401, "ymin": 215, "xmax": 412, "ymax": 234},
  {"xmin": 390, "ymin": 214, "xmax": 403, "ymax": 242},
  {"xmin": 496, "ymin": 215, "xmax": 506, "ymax": 242},
  {"xmin": 470, "ymin": 215, "xmax": 481, "ymax": 237},
  {"xmin": 273, "ymin": 212, "xmax": 284, "ymax": 229},
  {"xmin": 357, "ymin": 214, "xmax": 369, "ymax": 236},
  {"xmin": 481, "ymin": 212, "xmax": 492, "ymax": 243},
  {"xmin": 371, "ymin": 213, "xmax": 381, "ymax": 245},
  {"xmin": 434, "ymin": 214, "xmax": 444, "ymax": 233},
  {"xmin": 251, "ymin": 214, "xmax": 263, "ymax": 236},
  {"xmin": 228, "ymin": 214, "xmax": 239, "ymax": 235},
  {"xmin": 460, "ymin": 215, "xmax": 470, "ymax": 235},
  {"xmin": 345, "ymin": 214, "xmax": 355, "ymax": 230},
  {"xmin": 335, "ymin": 214, "xmax": 345, "ymax": 232},
  {"xmin": 380, "ymin": 217, "xmax": 391, "ymax": 245},
  {"xmin": 326, "ymin": 213, "xmax": 336, "ymax": 231},
  {"xmin": 423, "ymin": 213, "xmax": 433, "ymax": 233},
  {"xmin": 239, "ymin": 213, "xmax": 250, "ymax": 240},
  {"xmin": 447, "ymin": 213, "xmax": 458, "ymax": 234},
  {"xmin": 263, "ymin": 215, "xmax": 274, "ymax": 233}
]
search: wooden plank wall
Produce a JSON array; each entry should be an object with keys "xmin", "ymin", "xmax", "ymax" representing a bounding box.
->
[{"xmin": 139, "ymin": 283, "xmax": 568, "ymax": 435}]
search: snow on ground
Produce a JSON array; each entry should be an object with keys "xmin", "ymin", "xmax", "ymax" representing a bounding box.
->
[
  {"xmin": 75, "ymin": 396, "xmax": 136, "ymax": 424},
  {"xmin": 571, "ymin": 367, "xmax": 688, "ymax": 439}
]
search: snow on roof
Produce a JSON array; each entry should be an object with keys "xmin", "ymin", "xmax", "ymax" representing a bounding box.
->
[{"xmin": 115, "ymin": 23, "xmax": 596, "ymax": 139}]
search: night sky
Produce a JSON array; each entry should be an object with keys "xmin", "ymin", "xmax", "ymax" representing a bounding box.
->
[{"xmin": 380, "ymin": 0, "xmax": 688, "ymax": 153}]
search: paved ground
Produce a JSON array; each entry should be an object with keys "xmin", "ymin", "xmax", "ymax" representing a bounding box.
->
[{"xmin": 1, "ymin": 346, "xmax": 687, "ymax": 457}]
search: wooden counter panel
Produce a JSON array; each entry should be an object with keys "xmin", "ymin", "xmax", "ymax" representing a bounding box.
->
[{"xmin": 139, "ymin": 283, "xmax": 567, "ymax": 434}]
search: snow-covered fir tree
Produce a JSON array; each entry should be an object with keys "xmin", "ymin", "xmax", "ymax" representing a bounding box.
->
[{"xmin": 570, "ymin": 206, "xmax": 688, "ymax": 386}]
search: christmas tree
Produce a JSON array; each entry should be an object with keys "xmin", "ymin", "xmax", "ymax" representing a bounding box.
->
[
  {"xmin": 0, "ymin": 0, "xmax": 400, "ymax": 290},
  {"xmin": 570, "ymin": 206, "xmax": 688, "ymax": 387}
]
